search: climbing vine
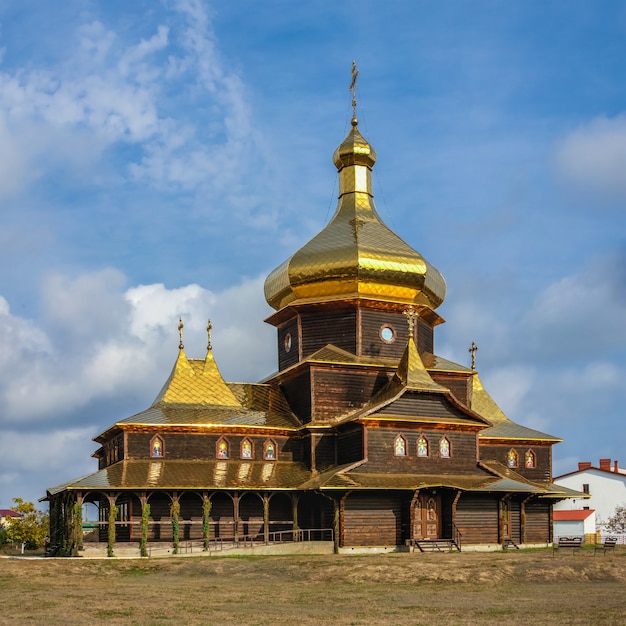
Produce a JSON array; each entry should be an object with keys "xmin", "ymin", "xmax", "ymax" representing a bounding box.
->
[
  {"xmin": 72, "ymin": 502, "xmax": 83, "ymax": 556},
  {"xmin": 171, "ymin": 501, "xmax": 180, "ymax": 554},
  {"xmin": 107, "ymin": 504, "xmax": 118, "ymax": 557},
  {"xmin": 202, "ymin": 497, "xmax": 212, "ymax": 551},
  {"xmin": 140, "ymin": 503, "xmax": 150, "ymax": 557}
]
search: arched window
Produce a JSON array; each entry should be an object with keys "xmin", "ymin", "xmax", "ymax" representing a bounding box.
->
[
  {"xmin": 439, "ymin": 437, "xmax": 450, "ymax": 458},
  {"xmin": 264, "ymin": 439, "xmax": 277, "ymax": 461},
  {"xmin": 241, "ymin": 438, "xmax": 253, "ymax": 459},
  {"xmin": 216, "ymin": 438, "xmax": 229, "ymax": 460},
  {"xmin": 525, "ymin": 449, "xmax": 536, "ymax": 468},
  {"xmin": 394, "ymin": 435, "xmax": 407, "ymax": 457},
  {"xmin": 417, "ymin": 435, "xmax": 429, "ymax": 458},
  {"xmin": 150, "ymin": 435, "xmax": 164, "ymax": 458},
  {"xmin": 507, "ymin": 449, "xmax": 518, "ymax": 468}
]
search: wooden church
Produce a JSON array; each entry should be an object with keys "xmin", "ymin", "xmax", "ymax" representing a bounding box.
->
[{"xmin": 45, "ymin": 75, "xmax": 577, "ymax": 555}]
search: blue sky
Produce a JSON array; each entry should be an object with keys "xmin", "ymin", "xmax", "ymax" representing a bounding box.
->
[{"xmin": 1, "ymin": 0, "xmax": 625, "ymax": 507}]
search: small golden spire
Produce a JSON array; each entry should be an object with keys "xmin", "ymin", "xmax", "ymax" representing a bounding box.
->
[
  {"xmin": 178, "ymin": 317, "xmax": 184, "ymax": 350},
  {"xmin": 207, "ymin": 319, "xmax": 213, "ymax": 351},
  {"xmin": 469, "ymin": 341, "xmax": 478, "ymax": 370},
  {"xmin": 403, "ymin": 305, "xmax": 419, "ymax": 336},
  {"xmin": 350, "ymin": 60, "xmax": 359, "ymax": 123}
]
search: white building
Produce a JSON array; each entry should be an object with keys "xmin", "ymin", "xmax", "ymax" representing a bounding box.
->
[{"xmin": 553, "ymin": 458, "xmax": 626, "ymax": 529}]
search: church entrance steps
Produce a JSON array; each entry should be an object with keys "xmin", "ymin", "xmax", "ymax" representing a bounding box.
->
[{"xmin": 410, "ymin": 539, "xmax": 461, "ymax": 553}]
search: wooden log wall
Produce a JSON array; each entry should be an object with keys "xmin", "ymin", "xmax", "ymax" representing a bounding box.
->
[
  {"xmin": 455, "ymin": 494, "xmax": 499, "ymax": 544},
  {"xmin": 337, "ymin": 424, "xmax": 364, "ymax": 465},
  {"xmin": 342, "ymin": 493, "xmax": 401, "ymax": 547},
  {"xmin": 430, "ymin": 373, "xmax": 470, "ymax": 406},
  {"xmin": 311, "ymin": 367, "xmax": 391, "ymax": 421},
  {"xmin": 479, "ymin": 443, "xmax": 553, "ymax": 482},
  {"xmin": 280, "ymin": 372, "xmax": 312, "ymax": 423},
  {"xmin": 301, "ymin": 309, "xmax": 357, "ymax": 358},
  {"xmin": 314, "ymin": 434, "xmax": 336, "ymax": 471},
  {"xmin": 360, "ymin": 427, "xmax": 479, "ymax": 474},
  {"xmin": 125, "ymin": 432, "xmax": 296, "ymax": 462},
  {"xmin": 278, "ymin": 317, "xmax": 300, "ymax": 371},
  {"xmin": 510, "ymin": 499, "xmax": 522, "ymax": 543},
  {"xmin": 524, "ymin": 500, "xmax": 551, "ymax": 543}
]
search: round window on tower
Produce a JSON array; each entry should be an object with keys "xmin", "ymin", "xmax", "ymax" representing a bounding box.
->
[
  {"xmin": 284, "ymin": 332, "xmax": 292, "ymax": 353},
  {"xmin": 379, "ymin": 325, "xmax": 396, "ymax": 344}
]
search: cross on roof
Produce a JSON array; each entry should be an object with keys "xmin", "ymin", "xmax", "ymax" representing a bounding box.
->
[
  {"xmin": 468, "ymin": 341, "xmax": 478, "ymax": 370},
  {"xmin": 178, "ymin": 317, "xmax": 184, "ymax": 350},
  {"xmin": 207, "ymin": 319, "xmax": 213, "ymax": 351},
  {"xmin": 350, "ymin": 60, "xmax": 359, "ymax": 119},
  {"xmin": 403, "ymin": 305, "xmax": 419, "ymax": 335}
]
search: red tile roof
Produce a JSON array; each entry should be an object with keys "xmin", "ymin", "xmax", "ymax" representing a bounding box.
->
[{"xmin": 553, "ymin": 509, "xmax": 595, "ymax": 521}]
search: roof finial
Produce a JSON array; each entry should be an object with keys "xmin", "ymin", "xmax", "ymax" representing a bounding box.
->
[
  {"xmin": 350, "ymin": 60, "xmax": 359, "ymax": 124},
  {"xmin": 207, "ymin": 319, "xmax": 213, "ymax": 352},
  {"xmin": 403, "ymin": 305, "xmax": 419, "ymax": 336},
  {"xmin": 178, "ymin": 317, "xmax": 184, "ymax": 350},
  {"xmin": 469, "ymin": 341, "xmax": 478, "ymax": 370}
]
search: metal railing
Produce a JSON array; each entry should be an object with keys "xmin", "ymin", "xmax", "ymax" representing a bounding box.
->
[{"xmin": 145, "ymin": 528, "xmax": 333, "ymax": 556}]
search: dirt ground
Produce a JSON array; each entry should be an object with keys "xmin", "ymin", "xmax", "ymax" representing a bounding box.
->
[{"xmin": 1, "ymin": 549, "xmax": 625, "ymax": 625}]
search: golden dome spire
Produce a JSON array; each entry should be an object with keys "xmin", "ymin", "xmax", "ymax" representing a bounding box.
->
[{"xmin": 264, "ymin": 64, "xmax": 446, "ymax": 312}]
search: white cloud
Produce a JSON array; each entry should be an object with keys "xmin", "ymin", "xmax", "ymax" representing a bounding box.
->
[
  {"xmin": 0, "ymin": 271, "xmax": 274, "ymax": 424},
  {"xmin": 556, "ymin": 114, "xmax": 626, "ymax": 199},
  {"xmin": 0, "ymin": 4, "xmax": 265, "ymax": 205}
]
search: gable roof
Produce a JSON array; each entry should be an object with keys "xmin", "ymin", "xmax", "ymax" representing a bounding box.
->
[
  {"xmin": 471, "ymin": 374, "xmax": 561, "ymax": 442},
  {"xmin": 553, "ymin": 509, "xmax": 595, "ymax": 521}
]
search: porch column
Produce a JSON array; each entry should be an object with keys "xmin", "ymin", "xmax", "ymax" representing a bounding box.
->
[
  {"xmin": 263, "ymin": 494, "xmax": 270, "ymax": 544},
  {"xmin": 409, "ymin": 490, "xmax": 420, "ymax": 546},
  {"xmin": 291, "ymin": 493, "xmax": 300, "ymax": 541},
  {"xmin": 520, "ymin": 495, "xmax": 533, "ymax": 545},
  {"xmin": 233, "ymin": 492, "xmax": 240, "ymax": 544}
]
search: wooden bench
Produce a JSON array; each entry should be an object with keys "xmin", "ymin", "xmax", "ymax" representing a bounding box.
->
[
  {"xmin": 553, "ymin": 536, "xmax": 583, "ymax": 555},
  {"xmin": 594, "ymin": 537, "xmax": 618, "ymax": 555}
]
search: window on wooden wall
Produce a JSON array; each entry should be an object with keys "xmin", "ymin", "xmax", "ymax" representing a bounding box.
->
[
  {"xmin": 439, "ymin": 436, "xmax": 451, "ymax": 458},
  {"xmin": 507, "ymin": 449, "xmax": 518, "ymax": 468},
  {"xmin": 264, "ymin": 439, "xmax": 277, "ymax": 461},
  {"xmin": 525, "ymin": 449, "xmax": 536, "ymax": 468},
  {"xmin": 216, "ymin": 437, "xmax": 229, "ymax": 460},
  {"xmin": 150, "ymin": 435, "xmax": 164, "ymax": 458},
  {"xmin": 417, "ymin": 435, "xmax": 429, "ymax": 457},
  {"xmin": 241, "ymin": 438, "xmax": 253, "ymax": 459},
  {"xmin": 394, "ymin": 435, "xmax": 407, "ymax": 457}
]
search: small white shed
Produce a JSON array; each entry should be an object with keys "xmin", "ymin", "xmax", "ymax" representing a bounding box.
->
[{"xmin": 553, "ymin": 509, "xmax": 596, "ymax": 542}]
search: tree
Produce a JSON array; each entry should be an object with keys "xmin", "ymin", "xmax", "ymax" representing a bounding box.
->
[
  {"xmin": 605, "ymin": 504, "xmax": 626, "ymax": 533},
  {"xmin": 4, "ymin": 498, "xmax": 49, "ymax": 549}
]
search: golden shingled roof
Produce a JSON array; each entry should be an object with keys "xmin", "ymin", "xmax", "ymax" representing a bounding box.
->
[
  {"xmin": 471, "ymin": 374, "xmax": 561, "ymax": 442},
  {"xmin": 264, "ymin": 119, "xmax": 446, "ymax": 312}
]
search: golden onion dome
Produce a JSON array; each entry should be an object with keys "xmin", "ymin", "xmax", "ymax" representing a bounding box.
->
[{"xmin": 264, "ymin": 118, "xmax": 446, "ymax": 312}]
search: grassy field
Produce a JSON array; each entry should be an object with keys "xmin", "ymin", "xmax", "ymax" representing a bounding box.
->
[{"xmin": 1, "ymin": 548, "xmax": 625, "ymax": 625}]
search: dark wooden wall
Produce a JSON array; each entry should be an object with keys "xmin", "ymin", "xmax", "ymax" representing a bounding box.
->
[
  {"xmin": 278, "ymin": 317, "xmax": 300, "ymax": 371},
  {"xmin": 311, "ymin": 367, "xmax": 391, "ymax": 421},
  {"xmin": 301, "ymin": 309, "xmax": 357, "ymax": 358},
  {"xmin": 314, "ymin": 434, "xmax": 336, "ymax": 471},
  {"xmin": 456, "ymin": 494, "xmax": 499, "ymax": 544},
  {"xmin": 524, "ymin": 500, "xmax": 551, "ymax": 543},
  {"xmin": 337, "ymin": 424, "xmax": 364, "ymax": 465},
  {"xmin": 280, "ymin": 373, "xmax": 312, "ymax": 423},
  {"xmin": 125, "ymin": 432, "xmax": 298, "ymax": 461},
  {"xmin": 342, "ymin": 493, "xmax": 401, "ymax": 546},
  {"xmin": 431, "ymin": 374, "xmax": 470, "ymax": 406},
  {"xmin": 479, "ymin": 443, "xmax": 553, "ymax": 482},
  {"xmin": 359, "ymin": 427, "xmax": 478, "ymax": 473}
]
